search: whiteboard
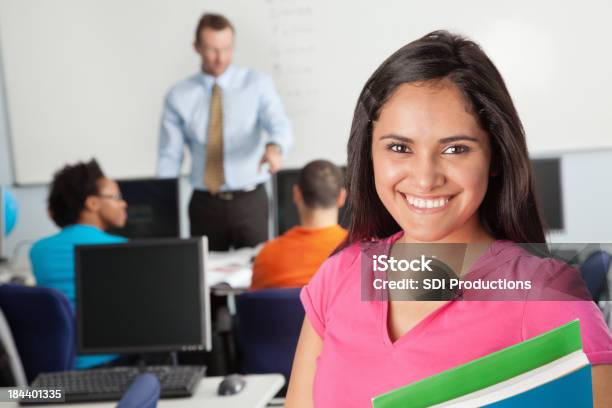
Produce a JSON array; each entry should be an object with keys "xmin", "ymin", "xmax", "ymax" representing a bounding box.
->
[{"xmin": 1, "ymin": 0, "xmax": 611, "ymax": 184}]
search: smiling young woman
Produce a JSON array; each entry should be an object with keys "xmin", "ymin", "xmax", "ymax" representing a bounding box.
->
[
  {"xmin": 371, "ymin": 81, "xmax": 493, "ymax": 244},
  {"xmin": 285, "ymin": 31, "xmax": 612, "ymax": 407}
]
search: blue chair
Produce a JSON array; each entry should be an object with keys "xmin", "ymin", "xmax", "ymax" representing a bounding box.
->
[
  {"xmin": 116, "ymin": 373, "xmax": 160, "ymax": 408},
  {"xmin": 234, "ymin": 288, "xmax": 304, "ymax": 383},
  {"xmin": 0, "ymin": 284, "xmax": 75, "ymax": 383},
  {"xmin": 580, "ymin": 250, "xmax": 611, "ymax": 302}
]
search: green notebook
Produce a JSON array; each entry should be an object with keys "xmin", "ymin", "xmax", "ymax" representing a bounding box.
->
[{"xmin": 371, "ymin": 320, "xmax": 582, "ymax": 408}]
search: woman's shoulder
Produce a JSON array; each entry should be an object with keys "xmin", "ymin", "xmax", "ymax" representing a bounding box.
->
[
  {"xmin": 307, "ymin": 233, "xmax": 399, "ymax": 292},
  {"xmin": 318, "ymin": 231, "xmax": 403, "ymax": 276},
  {"xmin": 474, "ymin": 242, "xmax": 611, "ymax": 364},
  {"xmin": 301, "ymin": 234, "xmax": 399, "ymax": 337},
  {"xmin": 476, "ymin": 240, "xmax": 574, "ymax": 276},
  {"xmin": 314, "ymin": 240, "xmax": 362, "ymax": 282},
  {"xmin": 475, "ymin": 240, "xmax": 591, "ymax": 301}
]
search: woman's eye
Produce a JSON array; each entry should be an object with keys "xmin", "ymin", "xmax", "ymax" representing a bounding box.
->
[
  {"xmin": 442, "ymin": 144, "xmax": 470, "ymax": 154},
  {"xmin": 387, "ymin": 143, "xmax": 411, "ymax": 153}
]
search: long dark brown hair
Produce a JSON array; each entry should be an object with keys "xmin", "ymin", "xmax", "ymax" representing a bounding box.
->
[{"xmin": 339, "ymin": 30, "xmax": 546, "ymax": 250}]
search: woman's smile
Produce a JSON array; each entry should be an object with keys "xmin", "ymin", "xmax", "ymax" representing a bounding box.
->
[{"xmin": 401, "ymin": 193, "xmax": 455, "ymax": 213}]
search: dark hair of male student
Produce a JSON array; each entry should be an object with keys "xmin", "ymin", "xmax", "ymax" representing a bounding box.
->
[
  {"xmin": 298, "ymin": 160, "xmax": 344, "ymax": 209},
  {"xmin": 340, "ymin": 30, "xmax": 546, "ymax": 251},
  {"xmin": 194, "ymin": 13, "xmax": 235, "ymax": 44},
  {"xmin": 47, "ymin": 159, "xmax": 105, "ymax": 228}
]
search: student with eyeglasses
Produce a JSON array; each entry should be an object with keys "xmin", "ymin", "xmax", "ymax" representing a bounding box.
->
[{"xmin": 30, "ymin": 158, "xmax": 127, "ymax": 369}]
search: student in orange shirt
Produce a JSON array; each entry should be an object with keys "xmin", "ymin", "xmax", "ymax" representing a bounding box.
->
[{"xmin": 251, "ymin": 160, "xmax": 347, "ymax": 289}]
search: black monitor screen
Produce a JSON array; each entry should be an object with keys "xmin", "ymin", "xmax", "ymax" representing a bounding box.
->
[
  {"xmin": 274, "ymin": 167, "xmax": 349, "ymax": 236},
  {"xmin": 75, "ymin": 238, "xmax": 210, "ymax": 354},
  {"xmin": 531, "ymin": 158, "xmax": 564, "ymax": 231},
  {"xmin": 110, "ymin": 178, "xmax": 180, "ymax": 239}
]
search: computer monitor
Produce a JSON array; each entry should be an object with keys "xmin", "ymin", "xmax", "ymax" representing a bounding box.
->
[
  {"xmin": 531, "ymin": 157, "xmax": 564, "ymax": 231},
  {"xmin": 75, "ymin": 237, "xmax": 211, "ymax": 354},
  {"xmin": 110, "ymin": 178, "xmax": 180, "ymax": 239},
  {"xmin": 274, "ymin": 167, "xmax": 349, "ymax": 236}
]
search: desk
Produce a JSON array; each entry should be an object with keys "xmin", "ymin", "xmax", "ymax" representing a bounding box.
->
[
  {"xmin": 208, "ymin": 247, "xmax": 256, "ymax": 288},
  {"xmin": 2, "ymin": 374, "xmax": 284, "ymax": 408},
  {"xmin": 208, "ymin": 247, "xmax": 255, "ymax": 318}
]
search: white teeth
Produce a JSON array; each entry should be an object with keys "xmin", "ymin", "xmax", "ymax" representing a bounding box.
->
[{"xmin": 405, "ymin": 195, "xmax": 450, "ymax": 209}]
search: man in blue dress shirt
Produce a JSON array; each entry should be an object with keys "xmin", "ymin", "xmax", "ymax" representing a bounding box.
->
[
  {"xmin": 30, "ymin": 159, "xmax": 127, "ymax": 369},
  {"xmin": 157, "ymin": 13, "xmax": 293, "ymax": 251}
]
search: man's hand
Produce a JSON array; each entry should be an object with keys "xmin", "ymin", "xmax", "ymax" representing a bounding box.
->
[{"xmin": 259, "ymin": 144, "xmax": 283, "ymax": 174}]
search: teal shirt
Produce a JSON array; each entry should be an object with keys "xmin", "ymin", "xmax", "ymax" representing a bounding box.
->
[{"xmin": 30, "ymin": 224, "xmax": 127, "ymax": 369}]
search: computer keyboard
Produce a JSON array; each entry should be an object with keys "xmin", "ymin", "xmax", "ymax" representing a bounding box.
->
[{"xmin": 28, "ymin": 365, "xmax": 206, "ymax": 403}]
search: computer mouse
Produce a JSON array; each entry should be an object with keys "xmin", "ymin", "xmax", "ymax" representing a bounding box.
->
[{"xmin": 217, "ymin": 374, "xmax": 246, "ymax": 396}]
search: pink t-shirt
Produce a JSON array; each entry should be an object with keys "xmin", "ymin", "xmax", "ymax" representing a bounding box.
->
[{"xmin": 300, "ymin": 233, "xmax": 612, "ymax": 407}]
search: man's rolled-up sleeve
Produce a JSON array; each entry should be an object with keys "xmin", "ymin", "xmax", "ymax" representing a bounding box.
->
[
  {"xmin": 257, "ymin": 74, "xmax": 293, "ymax": 155},
  {"xmin": 156, "ymin": 93, "xmax": 185, "ymax": 177}
]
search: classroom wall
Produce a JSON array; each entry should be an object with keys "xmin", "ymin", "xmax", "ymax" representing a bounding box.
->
[
  {"xmin": 0, "ymin": 44, "xmax": 193, "ymax": 265},
  {"xmin": 3, "ymin": 1, "xmax": 612, "ymax": 185}
]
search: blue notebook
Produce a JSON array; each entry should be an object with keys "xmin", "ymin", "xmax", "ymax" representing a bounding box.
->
[{"xmin": 485, "ymin": 365, "xmax": 592, "ymax": 408}]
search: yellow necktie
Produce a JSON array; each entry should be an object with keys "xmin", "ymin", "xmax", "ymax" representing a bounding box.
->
[{"xmin": 204, "ymin": 84, "xmax": 224, "ymax": 193}]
